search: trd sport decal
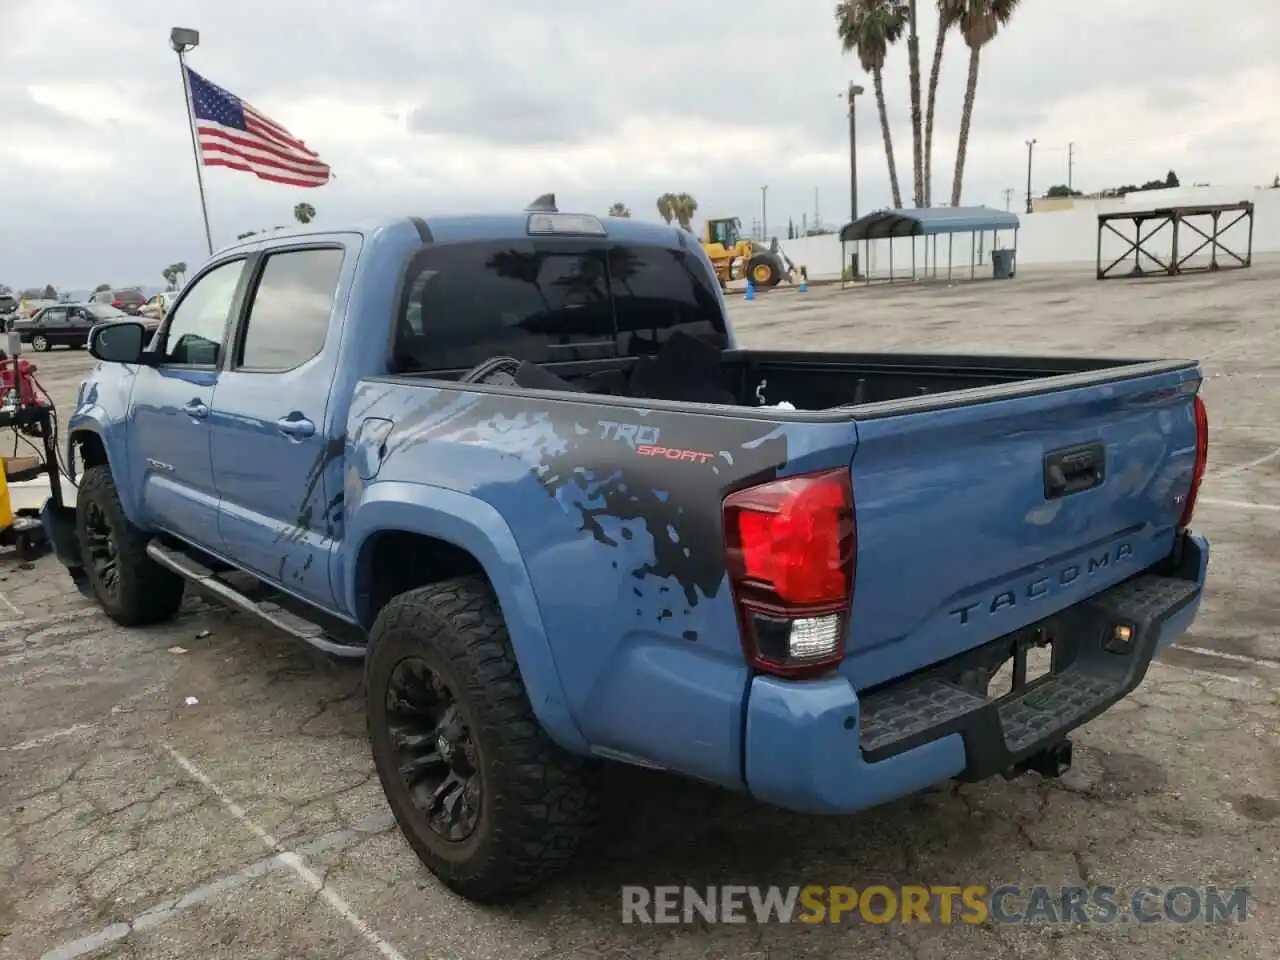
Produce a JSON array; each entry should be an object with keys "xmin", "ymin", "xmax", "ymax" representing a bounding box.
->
[
  {"xmin": 598, "ymin": 419, "xmax": 715, "ymax": 464},
  {"xmin": 636, "ymin": 445, "xmax": 716, "ymax": 464}
]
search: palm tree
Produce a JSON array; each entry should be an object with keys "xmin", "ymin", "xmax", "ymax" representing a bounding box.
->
[
  {"xmin": 608, "ymin": 202, "xmax": 631, "ymax": 218},
  {"xmin": 671, "ymin": 193, "xmax": 697, "ymax": 230},
  {"xmin": 923, "ymin": 0, "xmax": 964, "ymax": 206},
  {"xmin": 656, "ymin": 193, "xmax": 697, "ymax": 230},
  {"xmin": 950, "ymin": 0, "xmax": 1021, "ymax": 207},
  {"xmin": 293, "ymin": 202, "xmax": 316, "ymax": 224},
  {"xmin": 836, "ymin": 0, "xmax": 908, "ymax": 210}
]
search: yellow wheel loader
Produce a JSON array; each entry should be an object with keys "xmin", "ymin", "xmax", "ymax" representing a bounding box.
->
[{"xmin": 699, "ymin": 217, "xmax": 796, "ymax": 289}]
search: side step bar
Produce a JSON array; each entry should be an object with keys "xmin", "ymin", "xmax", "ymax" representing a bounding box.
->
[{"xmin": 145, "ymin": 540, "xmax": 367, "ymax": 658}]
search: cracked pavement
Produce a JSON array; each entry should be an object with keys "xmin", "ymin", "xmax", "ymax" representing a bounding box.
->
[{"xmin": 2, "ymin": 259, "xmax": 1278, "ymax": 958}]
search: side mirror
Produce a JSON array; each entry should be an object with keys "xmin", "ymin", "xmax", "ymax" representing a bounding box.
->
[{"xmin": 88, "ymin": 320, "xmax": 148, "ymax": 364}]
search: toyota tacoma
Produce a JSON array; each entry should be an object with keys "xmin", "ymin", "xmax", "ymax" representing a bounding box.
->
[{"xmin": 43, "ymin": 203, "xmax": 1210, "ymax": 903}]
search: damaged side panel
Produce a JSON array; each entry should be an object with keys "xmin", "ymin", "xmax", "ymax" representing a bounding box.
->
[{"xmin": 344, "ymin": 380, "xmax": 858, "ymax": 783}]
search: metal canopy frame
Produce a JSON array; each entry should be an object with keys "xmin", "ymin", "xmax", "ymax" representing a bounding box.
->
[
  {"xmin": 1096, "ymin": 201, "xmax": 1254, "ymax": 280},
  {"xmin": 838, "ymin": 206, "xmax": 1021, "ymax": 287}
]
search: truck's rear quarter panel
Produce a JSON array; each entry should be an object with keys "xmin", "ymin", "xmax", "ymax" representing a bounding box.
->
[
  {"xmin": 346, "ymin": 381, "xmax": 858, "ymax": 785},
  {"xmin": 841, "ymin": 364, "xmax": 1203, "ymax": 689}
]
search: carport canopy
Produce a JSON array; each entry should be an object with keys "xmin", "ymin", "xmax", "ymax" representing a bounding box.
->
[{"xmin": 839, "ymin": 206, "xmax": 1020, "ymax": 242}]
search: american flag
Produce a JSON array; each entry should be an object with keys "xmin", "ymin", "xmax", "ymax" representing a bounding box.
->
[{"xmin": 186, "ymin": 66, "xmax": 331, "ymax": 188}]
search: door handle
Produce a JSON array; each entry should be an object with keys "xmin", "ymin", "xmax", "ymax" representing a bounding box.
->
[
  {"xmin": 276, "ymin": 415, "xmax": 315, "ymax": 439},
  {"xmin": 184, "ymin": 399, "xmax": 208, "ymax": 419}
]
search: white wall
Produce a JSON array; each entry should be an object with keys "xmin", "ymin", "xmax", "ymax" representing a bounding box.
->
[{"xmin": 777, "ymin": 186, "xmax": 1278, "ymax": 281}]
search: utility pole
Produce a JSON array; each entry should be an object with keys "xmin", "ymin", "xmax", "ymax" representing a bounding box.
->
[
  {"xmin": 760, "ymin": 185, "xmax": 768, "ymax": 241},
  {"xmin": 845, "ymin": 84, "xmax": 864, "ymax": 222},
  {"xmin": 1025, "ymin": 139, "xmax": 1037, "ymax": 214},
  {"xmin": 814, "ymin": 187, "xmax": 820, "ymax": 232},
  {"xmin": 1002, "ymin": 187, "xmax": 1014, "ymax": 211},
  {"xmin": 1068, "ymin": 142, "xmax": 1075, "ymax": 191}
]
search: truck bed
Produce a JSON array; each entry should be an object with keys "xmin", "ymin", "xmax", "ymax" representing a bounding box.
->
[
  {"xmin": 410, "ymin": 339, "xmax": 1192, "ymax": 418},
  {"xmin": 726, "ymin": 349, "xmax": 1180, "ymax": 413}
]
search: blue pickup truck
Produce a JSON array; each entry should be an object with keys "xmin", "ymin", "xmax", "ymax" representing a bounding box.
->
[{"xmin": 43, "ymin": 203, "xmax": 1210, "ymax": 903}]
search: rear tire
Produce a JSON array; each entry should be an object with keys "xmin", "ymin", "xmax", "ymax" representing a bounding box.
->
[
  {"xmin": 75, "ymin": 465, "xmax": 185, "ymax": 626},
  {"xmin": 366, "ymin": 576, "xmax": 600, "ymax": 904}
]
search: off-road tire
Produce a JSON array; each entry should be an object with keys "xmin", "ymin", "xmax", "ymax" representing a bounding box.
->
[
  {"xmin": 75, "ymin": 465, "xmax": 185, "ymax": 626},
  {"xmin": 366, "ymin": 576, "xmax": 601, "ymax": 903}
]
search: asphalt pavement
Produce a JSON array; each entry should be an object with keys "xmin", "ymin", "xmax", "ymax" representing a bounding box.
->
[{"xmin": 1, "ymin": 259, "xmax": 1277, "ymax": 959}]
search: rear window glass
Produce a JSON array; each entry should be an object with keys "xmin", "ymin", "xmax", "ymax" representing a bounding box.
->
[
  {"xmin": 392, "ymin": 239, "xmax": 727, "ymax": 374},
  {"xmin": 394, "ymin": 240, "xmax": 614, "ymax": 373},
  {"xmin": 606, "ymin": 245, "xmax": 726, "ymax": 355}
]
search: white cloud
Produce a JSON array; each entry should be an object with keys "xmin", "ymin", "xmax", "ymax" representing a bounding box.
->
[{"xmin": 1, "ymin": 0, "xmax": 1276, "ymax": 289}]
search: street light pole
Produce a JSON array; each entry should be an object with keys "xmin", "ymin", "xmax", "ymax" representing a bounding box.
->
[
  {"xmin": 171, "ymin": 26, "xmax": 213, "ymax": 256},
  {"xmin": 760, "ymin": 185, "xmax": 768, "ymax": 241},
  {"xmin": 1025, "ymin": 138, "xmax": 1037, "ymax": 214},
  {"xmin": 845, "ymin": 83, "xmax": 865, "ymax": 280},
  {"xmin": 846, "ymin": 83, "xmax": 865, "ymax": 222}
]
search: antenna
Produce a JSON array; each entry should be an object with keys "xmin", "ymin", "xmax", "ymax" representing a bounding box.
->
[{"xmin": 525, "ymin": 193, "xmax": 558, "ymax": 213}]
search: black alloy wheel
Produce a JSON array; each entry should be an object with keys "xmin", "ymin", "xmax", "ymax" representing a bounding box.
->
[
  {"xmin": 387, "ymin": 657, "xmax": 483, "ymax": 841},
  {"xmin": 82, "ymin": 499, "xmax": 120, "ymax": 598}
]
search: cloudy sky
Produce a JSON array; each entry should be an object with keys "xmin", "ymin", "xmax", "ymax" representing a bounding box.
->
[{"xmin": 3, "ymin": 0, "xmax": 1276, "ymax": 290}]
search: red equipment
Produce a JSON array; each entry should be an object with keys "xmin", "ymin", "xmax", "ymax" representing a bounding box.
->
[{"xmin": 0, "ymin": 355, "xmax": 42, "ymax": 409}]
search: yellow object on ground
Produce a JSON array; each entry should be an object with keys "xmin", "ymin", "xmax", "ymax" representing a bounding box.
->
[
  {"xmin": 698, "ymin": 217, "xmax": 795, "ymax": 289},
  {"xmin": 0, "ymin": 462, "xmax": 13, "ymax": 531}
]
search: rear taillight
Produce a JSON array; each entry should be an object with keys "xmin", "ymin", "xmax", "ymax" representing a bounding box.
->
[
  {"xmin": 723, "ymin": 468, "xmax": 855, "ymax": 678},
  {"xmin": 1178, "ymin": 394, "xmax": 1208, "ymax": 530}
]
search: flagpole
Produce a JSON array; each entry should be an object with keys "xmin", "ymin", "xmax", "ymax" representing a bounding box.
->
[{"xmin": 170, "ymin": 27, "xmax": 213, "ymax": 256}]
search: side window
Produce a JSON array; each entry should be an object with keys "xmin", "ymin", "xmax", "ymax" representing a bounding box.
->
[
  {"xmin": 393, "ymin": 241, "xmax": 615, "ymax": 373},
  {"xmin": 237, "ymin": 248, "xmax": 343, "ymax": 371},
  {"xmin": 160, "ymin": 259, "xmax": 245, "ymax": 366},
  {"xmin": 41, "ymin": 308, "xmax": 66, "ymax": 326},
  {"xmin": 606, "ymin": 245, "xmax": 728, "ymax": 353}
]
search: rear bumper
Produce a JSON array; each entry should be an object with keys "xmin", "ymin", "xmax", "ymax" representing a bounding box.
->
[{"xmin": 743, "ymin": 533, "xmax": 1209, "ymax": 814}]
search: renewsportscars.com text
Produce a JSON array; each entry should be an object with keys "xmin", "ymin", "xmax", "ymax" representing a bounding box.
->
[{"xmin": 621, "ymin": 884, "xmax": 1250, "ymax": 925}]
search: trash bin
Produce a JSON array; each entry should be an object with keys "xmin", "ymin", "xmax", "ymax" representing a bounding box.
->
[{"xmin": 992, "ymin": 248, "xmax": 1016, "ymax": 279}]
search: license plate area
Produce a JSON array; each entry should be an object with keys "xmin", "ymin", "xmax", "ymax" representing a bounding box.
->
[{"xmin": 980, "ymin": 628, "xmax": 1055, "ymax": 702}]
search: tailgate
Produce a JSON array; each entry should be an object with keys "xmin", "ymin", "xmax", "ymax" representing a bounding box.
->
[{"xmin": 842, "ymin": 362, "xmax": 1202, "ymax": 689}]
